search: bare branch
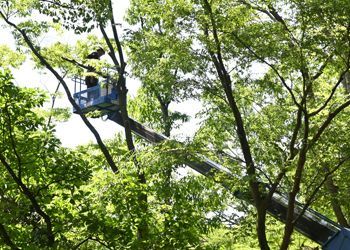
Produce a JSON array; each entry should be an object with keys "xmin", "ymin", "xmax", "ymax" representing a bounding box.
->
[
  {"xmin": 280, "ymin": 111, "xmax": 309, "ymax": 249},
  {"xmin": 72, "ymin": 235, "xmax": 112, "ymax": 249},
  {"xmin": 266, "ymin": 4, "xmax": 298, "ymax": 46},
  {"xmin": 89, "ymin": 237, "xmax": 112, "ymax": 249},
  {"xmin": 266, "ymin": 171, "xmax": 285, "ymax": 203},
  {"xmin": 309, "ymin": 24, "xmax": 350, "ymax": 117},
  {"xmin": 61, "ymin": 57, "xmax": 90, "ymax": 70},
  {"xmin": 238, "ymin": 1, "xmax": 298, "ymax": 46}
]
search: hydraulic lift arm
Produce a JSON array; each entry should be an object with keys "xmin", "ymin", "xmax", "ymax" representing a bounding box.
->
[{"xmin": 107, "ymin": 111, "xmax": 341, "ymax": 246}]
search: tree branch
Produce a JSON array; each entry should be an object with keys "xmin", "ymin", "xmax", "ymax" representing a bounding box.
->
[
  {"xmin": 280, "ymin": 109, "xmax": 309, "ymax": 249},
  {"xmin": 47, "ymin": 72, "xmax": 67, "ymax": 126},
  {"xmin": 4, "ymin": 106, "xmax": 22, "ymax": 178},
  {"xmin": 108, "ymin": 0, "xmax": 125, "ymax": 72},
  {"xmin": 309, "ymin": 98, "xmax": 350, "ymax": 148},
  {"xmin": 99, "ymin": 24, "xmax": 120, "ymax": 71},
  {"xmin": 237, "ymin": 0, "xmax": 275, "ymax": 20},
  {"xmin": 311, "ymin": 54, "xmax": 334, "ymax": 81},
  {"xmin": 103, "ymin": 1, "xmax": 149, "ymax": 241},
  {"xmin": 266, "ymin": 171, "xmax": 285, "ymax": 204},
  {"xmin": 266, "ymin": 4, "xmax": 298, "ymax": 46},
  {"xmin": 0, "ymin": 153, "xmax": 55, "ymax": 246},
  {"xmin": 61, "ymin": 57, "xmax": 90, "ymax": 70},
  {"xmin": 73, "ymin": 236, "xmax": 91, "ymax": 249},
  {"xmin": 309, "ymin": 67, "xmax": 350, "ymax": 117},
  {"xmin": 289, "ymin": 108, "xmax": 302, "ymax": 159},
  {"xmin": 292, "ymin": 158, "xmax": 349, "ymax": 225},
  {"xmin": 324, "ymin": 166, "xmax": 349, "ymax": 227},
  {"xmin": 201, "ymin": 1, "xmax": 269, "ymax": 249},
  {"xmin": 0, "ymin": 223, "xmax": 19, "ymax": 250}
]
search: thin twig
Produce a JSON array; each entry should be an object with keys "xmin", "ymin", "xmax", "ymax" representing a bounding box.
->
[
  {"xmin": 293, "ymin": 158, "xmax": 349, "ymax": 224},
  {"xmin": 231, "ymin": 31, "xmax": 302, "ymax": 110}
]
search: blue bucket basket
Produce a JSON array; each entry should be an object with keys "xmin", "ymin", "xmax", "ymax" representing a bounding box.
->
[{"xmin": 72, "ymin": 77, "xmax": 119, "ymax": 115}]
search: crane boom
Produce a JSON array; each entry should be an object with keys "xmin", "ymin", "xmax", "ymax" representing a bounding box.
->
[{"xmin": 107, "ymin": 111, "xmax": 340, "ymax": 245}]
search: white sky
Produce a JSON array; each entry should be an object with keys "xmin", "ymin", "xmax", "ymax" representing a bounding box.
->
[{"xmin": 3, "ymin": 0, "xmax": 201, "ymax": 148}]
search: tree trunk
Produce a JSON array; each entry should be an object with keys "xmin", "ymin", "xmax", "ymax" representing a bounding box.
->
[
  {"xmin": 106, "ymin": 0, "xmax": 150, "ymax": 240},
  {"xmin": 137, "ymin": 172, "xmax": 149, "ymax": 241},
  {"xmin": 280, "ymin": 142, "xmax": 308, "ymax": 250},
  {"xmin": 117, "ymin": 76, "xmax": 149, "ymax": 241},
  {"xmin": 220, "ymin": 72, "xmax": 270, "ymax": 250},
  {"xmin": 157, "ymin": 97, "xmax": 172, "ymax": 236},
  {"xmin": 200, "ymin": 1, "xmax": 269, "ymax": 243},
  {"xmin": 257, "ymin": 204, "xmax": 270, "ymax": 250}
]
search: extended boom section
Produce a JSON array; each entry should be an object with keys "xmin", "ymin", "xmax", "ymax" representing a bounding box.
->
[
  {"xmin": 107, "ymin": 111, "xmax": 340, "ymax": 245},
  {"xmin": 71, "ymin": 80, "xmax": 347, "ymax": 247}
]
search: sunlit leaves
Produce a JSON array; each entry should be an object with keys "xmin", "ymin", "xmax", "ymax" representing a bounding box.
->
[
  {"xmin": 0, "ymin": 70, "xmax": 91, "ymax": 248},
  {"xmin": 0, "ymin": 45, "xmax": 26, "ymax": 69},
  {"xmin": 38, "ymin": 0, "xmax": 112, "ymax": 34},
  {"xmin": 1, "ymin": 0, "xmax": 350, "ymax": 248}
]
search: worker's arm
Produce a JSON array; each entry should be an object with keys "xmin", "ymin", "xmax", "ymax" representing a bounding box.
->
[
  {"xmin": 62, "ymin": 57, "xmax": 90, "ymax": 70},
  {"xmin": 61, "ymin": 57, "xmax": 108, "ymax": 78}
]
